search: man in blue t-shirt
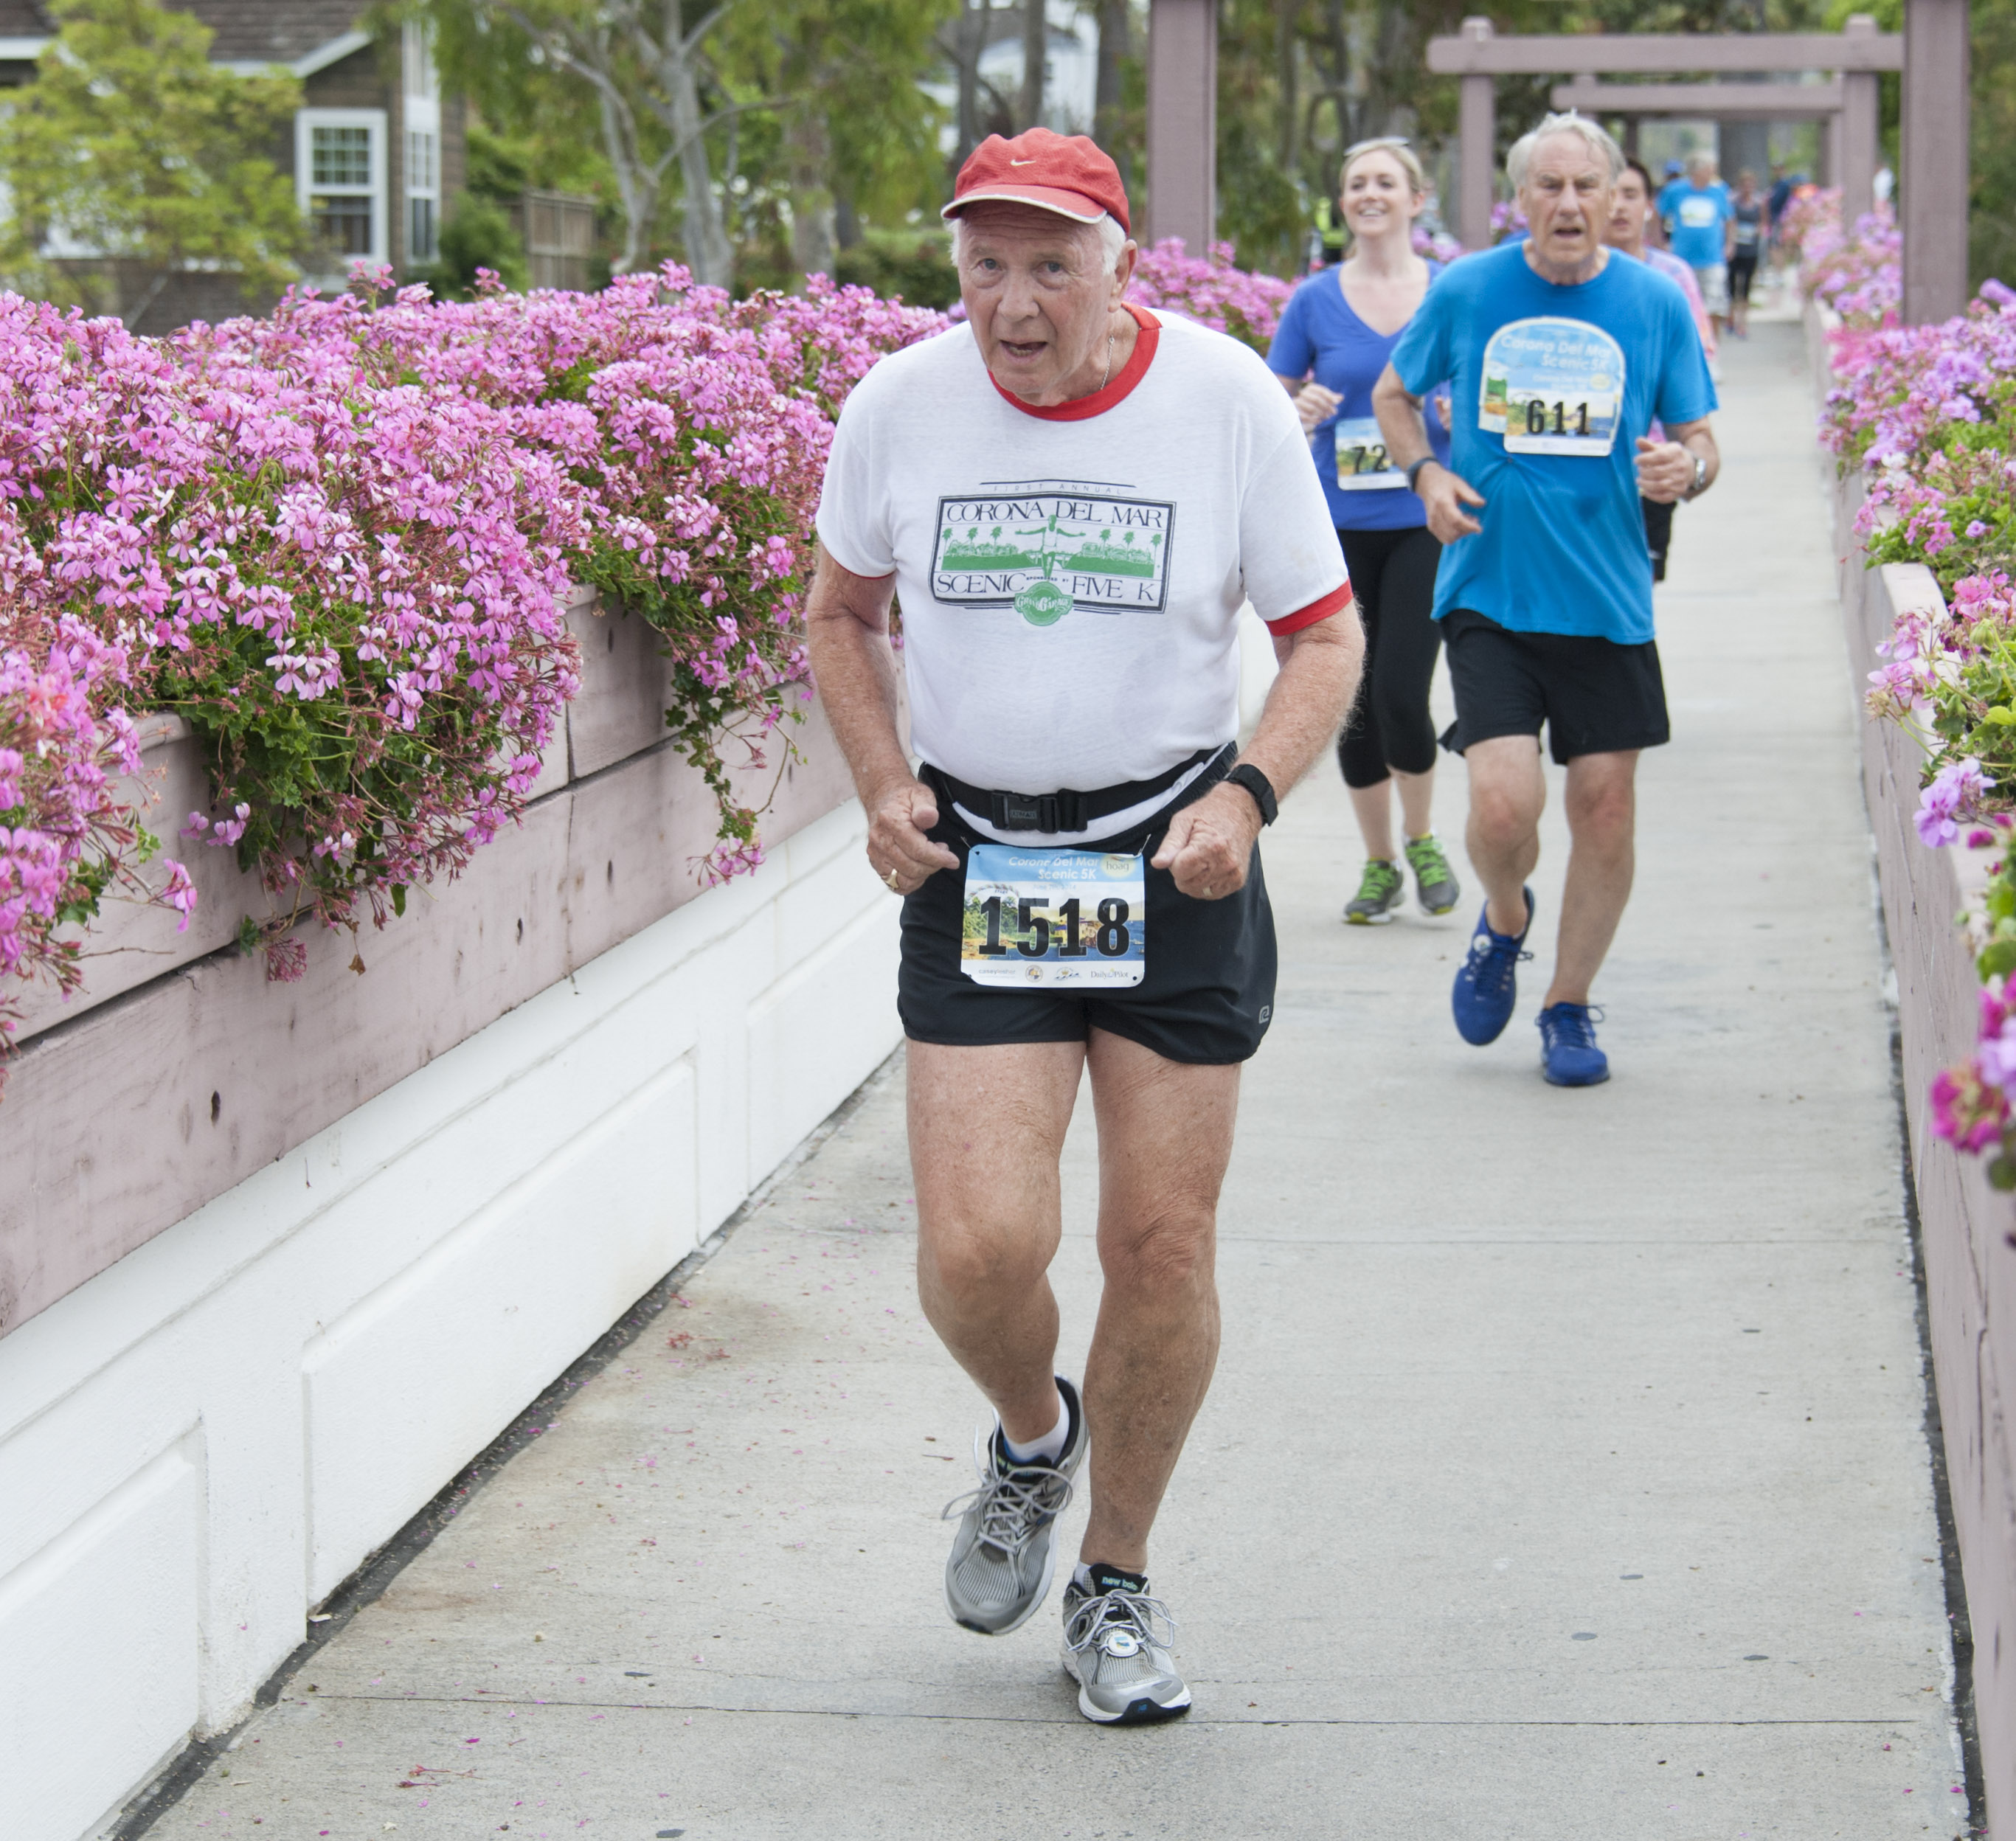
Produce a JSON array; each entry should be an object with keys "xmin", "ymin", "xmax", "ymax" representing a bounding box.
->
[
  {"xmin": 1665, "ymin": 153, "xmax": 1734, "ymax": 335},
  {"xmin": 1371, "ymin": 111, "xmax": 1719, "ymax": 1087}
]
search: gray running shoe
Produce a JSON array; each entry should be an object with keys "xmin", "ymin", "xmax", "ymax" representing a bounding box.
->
[
  {"xmin": 1061, "ymin": 1569, "xmax": 1192, "ymax": 1724},
  {"xmin": 941, "ymin": 1376, "xmax": 1086, "ymax": 1635},
  {"xmin": 1404, "ymin": 832, "xmax": 1462, "ymax": 915},
  {"xmin": 1345, "ymin": 858, "xmax": 1404, "ymax": 925}
]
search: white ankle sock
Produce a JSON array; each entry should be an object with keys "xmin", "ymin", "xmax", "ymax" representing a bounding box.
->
[{"xmin": 1000, "ymin": 1386, "xmax": 1070, "ymax": 1465}]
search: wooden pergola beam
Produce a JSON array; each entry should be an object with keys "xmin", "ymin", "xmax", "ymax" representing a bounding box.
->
[
  {"xmin": 1430, "ymin": 10, "xmax": 1964, "ymax": 323},
  {"xmin": 1427, "ymin": 27, "xmax": 1902, "ymax": 76},
  {"xmin": 1549, "ymin": 77, "xmax": 1845, "ymax": 117}
]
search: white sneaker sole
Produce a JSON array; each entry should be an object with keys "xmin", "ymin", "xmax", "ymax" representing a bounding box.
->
[{"xmin": 1064, "ymin": 1663, "xmax": 1194, "ymax": 1724}]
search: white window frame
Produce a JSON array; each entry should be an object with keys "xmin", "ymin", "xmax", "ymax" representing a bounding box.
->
[
  {"xmin": 401, "ymin": 24, "xmax": 441, "ymax": 266},
  {"xmin": 297, "ymin": 106, "xmax": 388, "ymax": 274}
]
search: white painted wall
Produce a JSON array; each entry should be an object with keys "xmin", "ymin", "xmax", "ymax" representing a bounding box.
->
[{"xmin": 0, "ymin": 802, "xmax": 899, "ymax": 1841}]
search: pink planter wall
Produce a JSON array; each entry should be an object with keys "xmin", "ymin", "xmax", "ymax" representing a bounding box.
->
[
  {"xmin": 1829, "ymin": 443, "xmax": 2016, "ymax": 1840},
  {"xmin": 0, "ymin": 592, "xmax": 860, "ymax": 1336}
]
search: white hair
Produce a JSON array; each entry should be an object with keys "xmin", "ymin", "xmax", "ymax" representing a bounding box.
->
[
  {"xmin": 952, "ymin": 209, "xmax": 1129, "ymax": 276},
  {"xmin": 1506, "ymin": 111, "xmax": 1626, "ymax": 190}
]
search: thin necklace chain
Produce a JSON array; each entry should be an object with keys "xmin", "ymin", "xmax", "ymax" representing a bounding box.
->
[{"xmin": 1099, "ymin": 320, "xmax": 1116, "ymax": 392}]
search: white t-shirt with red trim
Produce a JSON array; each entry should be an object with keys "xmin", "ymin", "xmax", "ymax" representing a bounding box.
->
[{"xmin": 815, "ymin": 305, "xmax": 1351, "ymax": 831}]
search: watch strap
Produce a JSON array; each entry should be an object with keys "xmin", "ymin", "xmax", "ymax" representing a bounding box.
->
[
  {"xmin": 1223, "ymin": 763, "xmax": 1278, "ymax": 826},
  {"xmin": 1404, "ymin": 457, "xmax": 1437, "ymax": 492}
]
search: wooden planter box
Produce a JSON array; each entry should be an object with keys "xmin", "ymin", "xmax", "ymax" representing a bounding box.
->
[
  {"xmin": 1, "ymin": 589, "xmax": 859, "ymax": 1335},
  {"xmin": 1818, "ymin": 302, "xmax": 2016, "ymax": 1837}
]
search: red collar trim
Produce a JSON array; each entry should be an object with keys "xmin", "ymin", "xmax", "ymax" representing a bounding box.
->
[{"xmin": 986, "ymin": 304, "xmax": 1160, "ymax": 421}]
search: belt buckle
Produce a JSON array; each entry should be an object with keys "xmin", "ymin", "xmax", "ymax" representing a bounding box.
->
[{"xmin": 1000, "ymin": 792, "xmax": 1043, "ymax": 831}]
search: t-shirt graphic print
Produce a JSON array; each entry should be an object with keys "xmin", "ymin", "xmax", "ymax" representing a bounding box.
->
[
  {"xmin": 932, "ymin": 484, "xmax": 1173, "ymax": 625},
  {"xmin": 815, "ymin": 306, "xmax": 1349, "ymax": 803}
]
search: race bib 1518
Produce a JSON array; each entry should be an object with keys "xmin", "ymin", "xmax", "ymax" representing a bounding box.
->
[
  {"xmin": 960, "ymin": 845, "xmax": 1145, "ymax": 987},
  {"xmin": 1479, "ymin": 316, "xmax": 1627, "ymax": 457}
]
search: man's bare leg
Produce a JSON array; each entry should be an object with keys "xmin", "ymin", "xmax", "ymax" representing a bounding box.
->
[
  {"xmin": 1545, "ymin": 750, "xmax": 1639, "ymax": 1008},
  {"xmin": 1078, "ymin": 1029, "xmax": 1239, "ymax": 1574},
  {"xmin": 1462, "ymin": 734, "xmax": 1547, "ymax": 935},
  {"xmin": 909, "ymin": 1038, "xmax": 1084, "ymax": 1445},
  {"xmin": 909, "ymin": 1029, "xmax": 1239, "ymax": 1575}
]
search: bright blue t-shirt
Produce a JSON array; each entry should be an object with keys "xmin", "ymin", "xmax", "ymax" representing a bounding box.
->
[
  {"xmin": 1267, "ymin": 263, "xmax": 1453, "ymax": 531},
  {"xmin": 1388, "ymin": 241, "xmax": 1717, "ymax": 645},
  {"xmin": 1666, "ymin": 180, "xmax": 1733, "ymax": 268}
]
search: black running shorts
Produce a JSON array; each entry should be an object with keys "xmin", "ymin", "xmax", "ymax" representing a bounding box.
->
[
  {"xmin": 898, "ymin": 763, "xmax": 1278, "ymax": 1066},
  {"xmin": 1440, "ymin": 606, "xmax": 1670, "ymax": 766}
]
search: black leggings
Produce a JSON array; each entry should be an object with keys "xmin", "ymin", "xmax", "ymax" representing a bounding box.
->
[{"xmin": 1335, "ymin": 524, "xmax": 1443, "ymax": 790}]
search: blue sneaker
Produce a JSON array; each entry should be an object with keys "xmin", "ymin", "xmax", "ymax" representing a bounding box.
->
[
  {"xmin": 1452, "ymin": 888, "xmax": 1534, "ymax": 1045},
  {"xmin": 1537, "ymin": 1002, "xmax": 1610, "ymax": 1086}
]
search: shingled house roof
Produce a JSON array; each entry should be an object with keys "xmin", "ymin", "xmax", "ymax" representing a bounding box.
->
[
  {"xmin": 178, "ymin": 1, "xmax": 368, "ymax": 69},
  {"xmin": 0, "ymin": 1, "xmax": 369, "ymax": 68}
]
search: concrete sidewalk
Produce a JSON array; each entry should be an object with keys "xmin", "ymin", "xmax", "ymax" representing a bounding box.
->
[{"xmin": 150, "ymin": 322, "xmax": 1970, "ymax": 1841}]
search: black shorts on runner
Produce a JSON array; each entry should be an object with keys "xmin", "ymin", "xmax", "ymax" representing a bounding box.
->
[
  {"xmin": 1728, "ymin": 254, "xmax": 1758, "ymax": 303},
  {"xmin": 898, "ymin": 757, "xmax": 1278, "ymax": 1066},
  {"xmin": 1641, "ymin": 495, "xmax": 1674, "ymax": 583},
  {"xmin": 1438, "ymin": 607, "xmax": 1670, "ymax": 766}
]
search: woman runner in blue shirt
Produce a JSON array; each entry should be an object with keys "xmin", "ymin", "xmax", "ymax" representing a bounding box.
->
[{"xmin": 1268, "ymin": 138, "xmax": 1461, "ymax": 924}]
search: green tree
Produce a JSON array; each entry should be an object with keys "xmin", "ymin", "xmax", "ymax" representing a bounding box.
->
[
  {"xmin": 419, "ymin": 0, "xmax": 762, "ymax": 284},
  {"xmin": 0, "ymin": 0, "xmax": 305, "ymax": 327},
  {"xmin": 715, "ymin": 0, "xmax": 952, "ymax": 285}
]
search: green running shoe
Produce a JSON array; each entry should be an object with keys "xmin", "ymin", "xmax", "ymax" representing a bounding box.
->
[
  {"xmin": 1345, "ymin": 858, "xmax": 1404, "ymax": 926},
  {"xmin": 1404, "ymin": 833, "xmax": 1462, "ymax": 915}
]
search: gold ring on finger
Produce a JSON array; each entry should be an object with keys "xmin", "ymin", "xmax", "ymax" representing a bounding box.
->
[{"xmin": 885, "ymin": 868, "xmax": 902, "ymax": 892}]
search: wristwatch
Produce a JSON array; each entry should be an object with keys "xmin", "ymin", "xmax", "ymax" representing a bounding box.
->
[
  {"xmin": 1685, "ymin": 452, "xmax": 1708, "ymax": 499},
  {"xmin": 1223, "ymin": 763, "xmax": 1278, "ymax": 826},
  {"xmin": 1405, "ymin": 457, "xmax": 1439, "ymax": 492}
]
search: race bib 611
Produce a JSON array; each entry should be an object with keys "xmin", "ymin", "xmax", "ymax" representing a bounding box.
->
[{"xmin": 1479, "ymin": 316, "xmax": 1627, "ymax": 457}]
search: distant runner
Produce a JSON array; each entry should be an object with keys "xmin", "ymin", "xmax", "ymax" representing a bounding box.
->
[
  {"xmin": 1728, "ymin": 170, "xmax": 1764, "ymax": 338},
  {"xmin": 1267, "ymin": 136, "xmax": 1461, "ymax": 926},
  {"xmin": 1372, "ymin": 111, "xmax": 1719, "ymax": 1085},
  {"xmin": 809, "ymin": 128, "xmax": 1359, "ymax": 1722},
  {"xmin": 1607, "ymin": 156, "xmax": 1716, "ymax": 583},
  {"xmin": 1665, "ymin": 152, "xmax": 1734, "ymax": 340}
]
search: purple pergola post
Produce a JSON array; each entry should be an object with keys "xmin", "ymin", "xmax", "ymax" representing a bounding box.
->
[
  {"xmin": 1842, "ymin": 13, "xmax": 1882, "ymax": 229},
  {"xmin": 1458, "ymin": 18, "xmax": 1496, "ymax": 254},
  {"xmin": 1903, "ymin": 0, "xmax": 1970, "ymax": 322},
  {"xmin": 1145, "ymin": 0, "xmax": 1216, "ymax": 254}
]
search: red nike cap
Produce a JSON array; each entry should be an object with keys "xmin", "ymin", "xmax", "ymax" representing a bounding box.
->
[{"xmin": 942, "ymin": 128, "xmax": 1131, "ymax": 234}]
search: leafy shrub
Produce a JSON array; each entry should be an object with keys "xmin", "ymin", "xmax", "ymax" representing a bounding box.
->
[
  {"xmin": 1124, "ymin": 239, "xmax": 1295, "ymax": 353},
  {"xmin": 0, "ymin": 265, "xmax": 944, "ymax": 1077}
]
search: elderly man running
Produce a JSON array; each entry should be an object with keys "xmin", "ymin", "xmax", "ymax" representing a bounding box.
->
[
  {"xmin": 808, "ymin": 128, "xmax": 1359, "ymax": 1723},
  {"xmin": 1373, "ymin": 112, "xmax": 1718, "ymax": 1085}
]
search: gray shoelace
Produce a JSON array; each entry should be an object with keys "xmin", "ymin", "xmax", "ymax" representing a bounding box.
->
[
  {"xmin": 1064, "ymin": 1584, "xmax": 1177, "ymax": 1657},
  {"xmin": 941, "ymin": 1448, "xmax": 1075, "ymax": 1556}
]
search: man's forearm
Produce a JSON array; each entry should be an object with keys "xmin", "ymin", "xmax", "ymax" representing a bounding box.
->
[
  {"xmin": 805, "ymin": 617, "xmax": 911, "ymax": 806},
  {"xmin": 1240, "ymin": 619, "xmax": 1363, "ymax": 796},
  {"xmin": 1373, "ymin": 373, "xmax": 1433, "ymax": 474}
]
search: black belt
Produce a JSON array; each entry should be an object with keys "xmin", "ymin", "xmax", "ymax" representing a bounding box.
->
[{"xmin": 921, "ymin": 744, "xmax": 1230, "ymax": 836}]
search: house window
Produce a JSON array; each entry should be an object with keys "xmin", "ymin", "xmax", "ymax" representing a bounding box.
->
[
  {"xmin": 406, "ymin": 130, "xmax": 438, "ymax": 263},
  {"xmin": 403, "ymin": 23, "xmax": 441, "ymax": 266},
  {"xmin": 297, "ymin": 108, "xmax": 387, "ymax": 273}
]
